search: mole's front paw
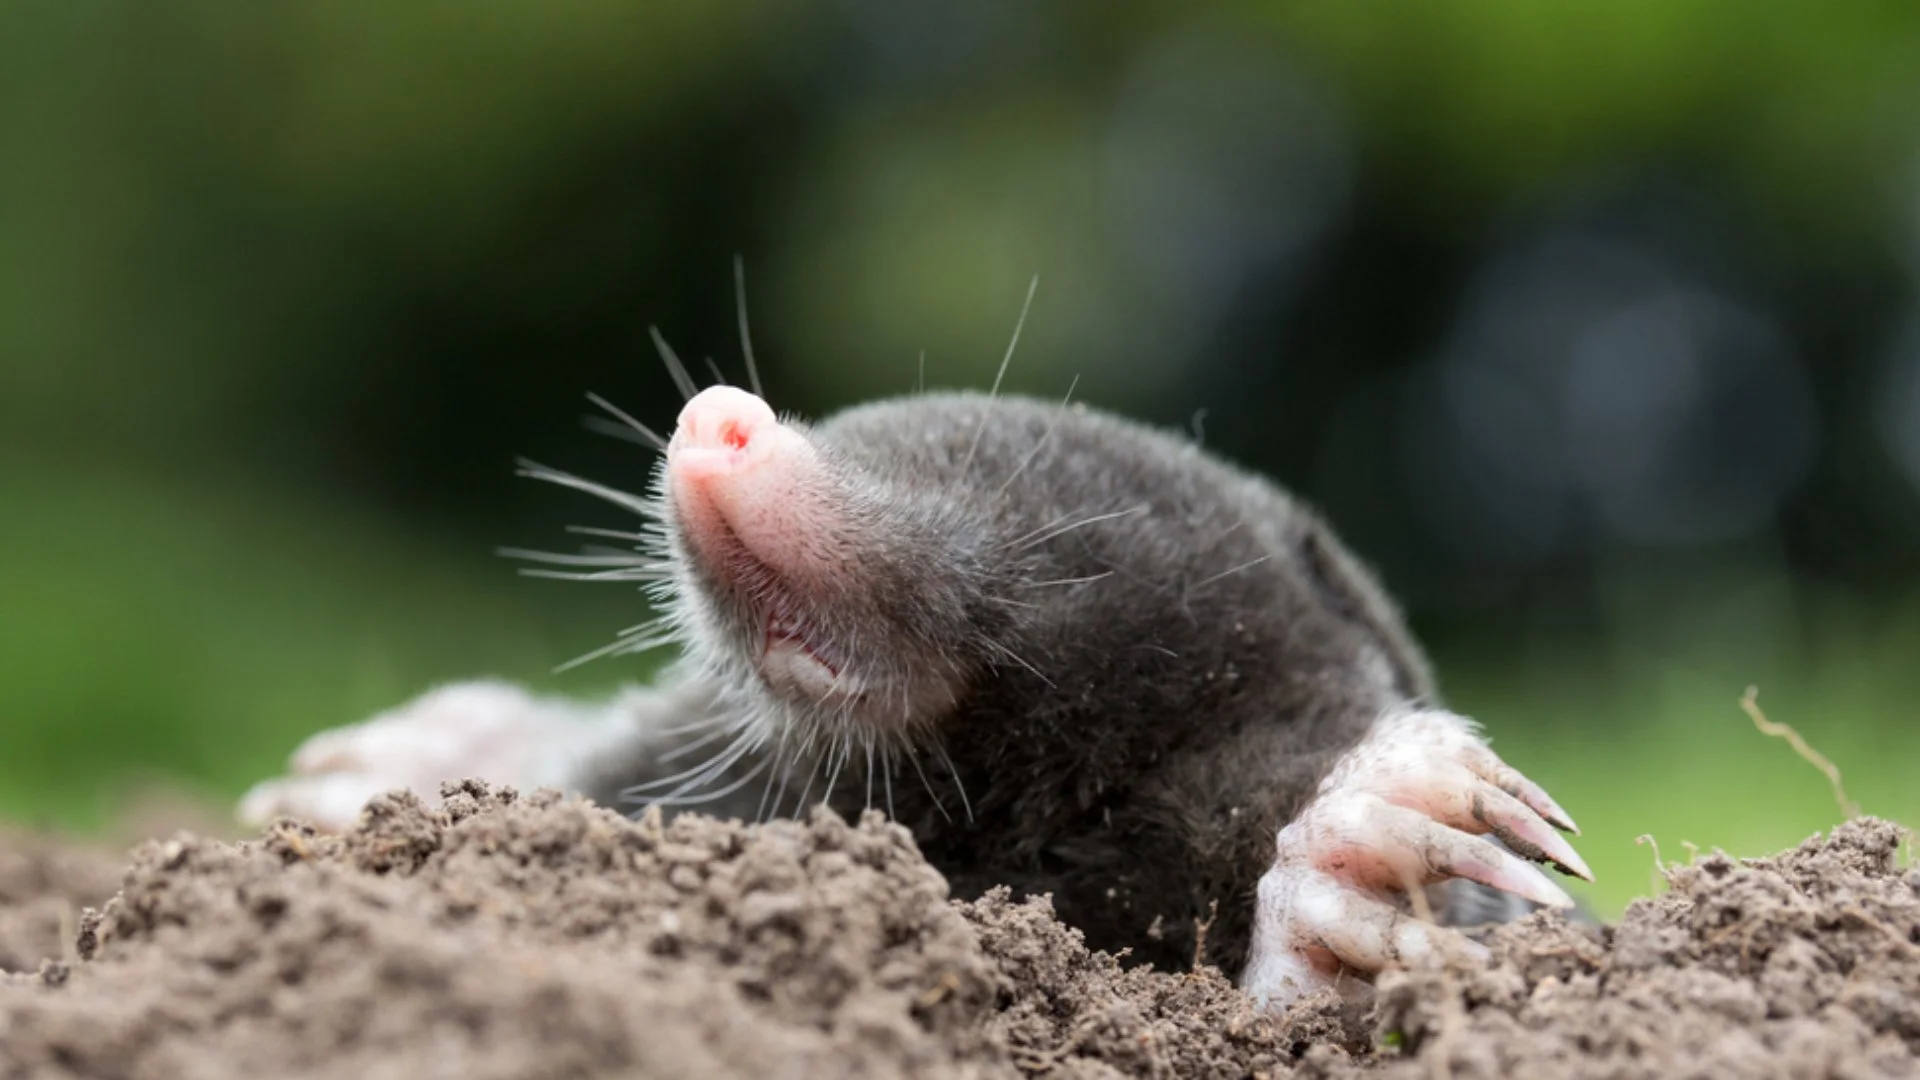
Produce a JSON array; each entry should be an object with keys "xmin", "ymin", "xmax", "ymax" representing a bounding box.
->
[
  {"xmin": 237, "ymin": 680, "xmax": 581, "ymax": 831},
  {"xmin": 1239, "ymin": 708, "xmax": 1590, "ymax": 1007}
]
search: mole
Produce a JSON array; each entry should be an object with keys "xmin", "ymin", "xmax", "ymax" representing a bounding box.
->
[{"xmin": 238, "ymin": 339, "xmax": 1590, "ymax": 1008}]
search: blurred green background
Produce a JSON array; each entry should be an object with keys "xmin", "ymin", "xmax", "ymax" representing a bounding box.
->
[{"xmin": 4, "ymin": 2, "xmax": 1918, "ymax": 914}]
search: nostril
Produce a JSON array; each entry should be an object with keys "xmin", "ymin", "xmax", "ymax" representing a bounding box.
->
[{"xmin": 673, "ymin": 385, "xmax": 780, "ymax": 458}]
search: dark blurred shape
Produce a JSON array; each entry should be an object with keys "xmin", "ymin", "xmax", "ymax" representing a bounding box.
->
[
  {"xmin": 5, "ymin": 4, "xmax": 1917, "ymax": 621},
  {"xmin": 1405, "ymin": 223, "xmax": 1817, "ymax": 572}
]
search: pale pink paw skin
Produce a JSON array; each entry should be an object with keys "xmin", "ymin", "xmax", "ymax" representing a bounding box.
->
[
  {"xmin": 1240, "ymin": 708, "xmax": 1589, "ymax": 1008},
  {"xmin": 236, "ymin": 681, "xmax": 618, "ymax": 831}
]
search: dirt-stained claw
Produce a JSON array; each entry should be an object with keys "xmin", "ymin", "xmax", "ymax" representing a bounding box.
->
[
  {"xmin": 1459, "ymin": 737, "xmax": 1582, "ymax": 834},
  {"xmin": 1531, "ymin": 787, "xmax": 1581, "ymax": 836},
  {"xmin": 1382, "ymin": 756, "xmax": 1592, "ymax": 881},
  {"xmin": 1506, "ymin": 772, "xmax": 1581, "ymax": 835},
  {"xmin": 1399, "ymin": 807, "xmax": 1577, "ymax": 909},
  {"xmin": 1460, "ymin": 742, "xmax": 1581, "ymax": 834},
  {"xmin": 1469, "ymin": 782, "xmax": 1594, "ymax": 881},
  {"xmin": 1241, "ymin": 706, "xmax": 1591, "ymax": 1009},
  {"xmin": 1453, "ymin": 834, "xmax": 1579, "ymax": 909}
]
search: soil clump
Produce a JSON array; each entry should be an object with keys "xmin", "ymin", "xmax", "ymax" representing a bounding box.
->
[{"xmin": 1, "ymin": 784, "xmax": 1913, "ymax": 1079}]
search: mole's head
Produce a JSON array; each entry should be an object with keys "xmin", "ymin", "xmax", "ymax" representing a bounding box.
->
[
  {"xmin": 530, "ymin": 376, "xmax": 1417, "ymax": 801},
  {"xmin": 658, "ymin": 385, "xmax": 1011, "ymax": 746}
]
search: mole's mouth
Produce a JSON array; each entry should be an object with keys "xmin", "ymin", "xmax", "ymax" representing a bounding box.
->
[
  {"xmin": 679, "ymin": 508, "xmax": 860, "ymax": 703},
  {"xmin": 761, "ymin": 604, "xmax": 860, "ymax": 702},
  {"xmin": 756, "ymin": 596, "xmax": 862, "ymax": 703},
  {"xmin": 764, "ymin": 607, "xmax": 835, "ymax": 672}
]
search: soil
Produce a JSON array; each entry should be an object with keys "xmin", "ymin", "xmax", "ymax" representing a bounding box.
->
[{"xmin": 2, "ymin": 783, "xmax": 1916, "ymax": 1079}]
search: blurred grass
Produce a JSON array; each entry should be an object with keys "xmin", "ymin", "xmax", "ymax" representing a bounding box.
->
[
  {"xmin": 4, "ymin": 0, "xmax": 1920, "ymax": 921},
  {"xmin": 0, "ymin": 468, "xmax": 644, "ymax": 830},
  {"xmin": 4, "ymin": 468, "xmax": 1912, "ymax": 918},
  {"xmin": 1438, "ymin": 595, "xmax": 1920, "ymax": 916}
]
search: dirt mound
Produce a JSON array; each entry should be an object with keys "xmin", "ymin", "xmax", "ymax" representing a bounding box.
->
[
  {"xmin": 0, "ymin": 829, "xmax": 124, "ymax": 979},
  {"xmin": 0, "ymin": 784, "xmax": 1914, "ymax": 1079},
  {"xmin": 1370, "ymin": 817, "xmax": 1920, "ymax": 1079}
]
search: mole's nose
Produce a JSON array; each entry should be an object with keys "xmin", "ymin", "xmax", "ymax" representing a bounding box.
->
[
  {"xmin": 667, "ymin": 386, "xmax": 783, "ymax": 480},
  {"xmin": 667, "ymin": 385, "xmax": 836, "ymax": 581},
  {"xmin": 668, "ymin": 386, "xmax": 771, "ymax": 466}
]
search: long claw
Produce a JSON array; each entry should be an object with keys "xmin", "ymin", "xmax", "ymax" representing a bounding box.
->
[
  {"xmin": 1395, "ymin": 807, "xmax": 1577, "ymax": 909},
  {"xmin": 1461, "ymin": 745, "xmax": 1580, "ymax": 834},
  {"xmin": 1528, "ymin": 786, "xmax": 1581, "ymax": 836},
  {"xmin": 1242, "ymin": 708, "xmax": 1592, "ymax": 1010},
  {"xmin": 1467, "ymin": 783, "xmax": 1594, "ymax": 881}
]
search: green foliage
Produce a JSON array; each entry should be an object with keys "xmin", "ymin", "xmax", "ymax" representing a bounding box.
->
[
  {"xmin": 0, "ymin": 470, "xmax": 645, "ymax": 829},
  {"xmin": 2, "ymin": 2, "xmax": 1916, "ymax": 922}
]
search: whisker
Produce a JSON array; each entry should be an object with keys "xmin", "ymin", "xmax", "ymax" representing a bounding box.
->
[
  {"xmin": 1017, "ymin": 570, "xmax": 1115, "ymax": 590},
  {"xmin": 906, "ymin": 748, "xmax": 951, "ymax": 824},
  {"xmin": 583, "ymin": 415, "xmax": 664, "ymax": 448},
  {"xmin": 931, "ymin": 741, "xmax": 974, "ymax": 823},
  {"xmin": 734, "ymin": 255, "xmax": 766, "ymax": 399},
  {"xmin": 586, "ymin": 392, "xmax": 668, "ymax": 452},
  {"xmin": 644, "ymin": 737, "xmax": 759, "ymax": 807},
  {"xmin": 551, "ymin": 632, "xmax": 677, "ymax": 674},
  {"xmin": 498, "ymin": 548, "xmax": 659, "ymax": 568},
  {"xmin": 565, "ymin": 525, "xmax": 660, "ymax": 544},
  {"xmin": 983, "ymin": 595, "xmax": 1039, "ymax": 610},
  {"xmin": 611, "ymin": 616, "xmax": 669, "ymax": 638},
  {"xmin": 997, "ymin": 373, "xmax": 1078, "ymax": 496},
  {"xmin": 516, "ymin": 459, "xmax": 655, "ymax": 518},
  {"xmin": 961, "ymin": 273, "xmax": 1039, "ymax": 474},
  {"xmin": 625, "ymin": 728, "xmax": 757, "ymax": 798},
  {"xmin": 998, "ymin": 509, "xmax": 1080, "ymax": 551},
  {"xmin": 761, "ymin": 742, "xmax": 794, "ymax": 823},
  {"xmin": 982, "ymin": 636, "xmax": 1055, "ymax": 689},
  {"xmin": 1002, "ymin": 504, "xmax": 1149, "ymax": 553},
  {"xmin": 882, "ymin": 747, "xmax": 896, "ymax": 821},
  {"xmin": 515, "ymin": 566, "xmax": 672, "ymax": 583},
  {"xmin": 644, "ymin": 714, "xmax": 728, "ymax": 741},
  {"xmin": 916, "ymin": 350, "xmax": 926, "ymax": 395},
  {"xmin": 1187, "ymin": 554, "xmax": 1273, "ymax": 593},
  {"xmin": 653, "ymin": 756, "xmax": 770, "ymax": 807},
  {"xmin": 821, "ymin": 739, "xmax": 849, "ymax": 807},
  {"xmin": 701, "ymin": 355, "xmax": 727, "ymax": 386},
  {"xmin": 792, "ymin": 754, "xmax": 823, "ymax": 814},
  {"xmin": 864, "ymin": 736, "xmax": 876, "ymax": 812},
  {"xmin": 649, "ymin": 326, "xmax": 701, "ymax": 401},
  {"xmin": 657, "ymin": 723, "xmax": 734, "ymax": 764}
]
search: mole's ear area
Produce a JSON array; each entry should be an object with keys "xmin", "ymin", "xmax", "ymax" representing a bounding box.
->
[{"xmin": 1288, "ymin": 513, "xmax": 1436, "ymax": 700}]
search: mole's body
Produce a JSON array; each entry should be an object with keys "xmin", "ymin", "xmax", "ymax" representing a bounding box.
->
[{"xmin": 242, "ymin": 384, "xmax": 1589, "ymax": 1006}]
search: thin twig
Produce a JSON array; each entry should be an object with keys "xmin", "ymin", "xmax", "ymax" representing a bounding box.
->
[{"xmin": 1740, "ymin": 686, "xmax": 1859, "ymax": 820}]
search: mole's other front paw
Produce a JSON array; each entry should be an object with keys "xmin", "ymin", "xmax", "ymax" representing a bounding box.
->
[
  {"xmin": 237, "ymin": 680, "xmax": 582, "ymax": 831},
  {"xmin": 1239, "ymin": 708, "xmax": 1590, "ymax": 1007}
]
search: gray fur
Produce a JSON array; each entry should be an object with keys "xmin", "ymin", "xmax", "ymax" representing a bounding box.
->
[{"xmin": 568, "ymin": 390, "xmax": 1456, "ymax": 973}]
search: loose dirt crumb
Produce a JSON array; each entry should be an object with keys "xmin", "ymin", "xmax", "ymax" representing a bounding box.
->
[
  {"xmin": 4, "ymin": 784, "xmax": 1007, "ymax": 1079},
  {"xmin": 0, "ymin": 828, "xmax": 124, "ymax": 979},
  {"xmin": 961, "ymin": 887, "xmax": 1368, "ymax": 1077},
  {"xmin": 2, "ymin": 787, "xmax": 1916, "ymax": 1079},
  {"xmin": 1371, "ymin": 817, "xmax": 1920, "ymax": 1079}
]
